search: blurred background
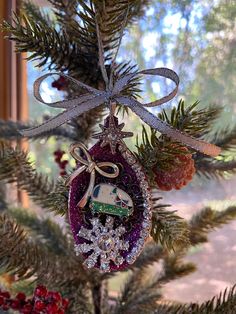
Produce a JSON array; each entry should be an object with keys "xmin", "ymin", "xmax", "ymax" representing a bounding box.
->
[{"xmin": 0, "ymin": 0, "xmax": 236, "ymax": 304}]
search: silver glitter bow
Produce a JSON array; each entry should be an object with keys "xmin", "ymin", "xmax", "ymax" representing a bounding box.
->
[{"xmin": 20, "ymin": 8, "xmax": 221, "ymax": 158}]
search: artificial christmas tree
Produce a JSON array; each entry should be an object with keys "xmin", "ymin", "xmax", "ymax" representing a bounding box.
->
[{"xmin": 0, "ymin": 1, "xmax": 236, "ymax": 313}]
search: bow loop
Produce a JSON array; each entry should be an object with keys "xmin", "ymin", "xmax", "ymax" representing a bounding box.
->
[
  {"xmin": 66, "ymin": 143, "xmax": 119, "ymax": 208},
  {"xmin": 21, "ymin": 67, "xmax": 221, "ymax": 157}
]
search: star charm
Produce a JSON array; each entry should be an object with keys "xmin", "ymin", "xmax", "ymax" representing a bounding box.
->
[{"xmin": 93, "ymin": 116, "xmax": 133, "ymax": 154}]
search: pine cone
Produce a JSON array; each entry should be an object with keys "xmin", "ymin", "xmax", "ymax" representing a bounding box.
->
[{"xmin": 153, "ymin": 147, "xmax": 195, "ymax": 191}]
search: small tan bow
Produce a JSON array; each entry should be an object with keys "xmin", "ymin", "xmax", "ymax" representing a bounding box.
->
[{"xmin": 66, "ymin": 143, "xmax": 119, "ymax": 208}]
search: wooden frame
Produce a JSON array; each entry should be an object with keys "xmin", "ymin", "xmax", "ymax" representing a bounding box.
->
[
  {"xmin": 0, "ymin": 0, "xmax": 29, "ymax": 207},
  {"xmin": 0, "ymin": 0, "xmax": 28, "ymax": 122}
]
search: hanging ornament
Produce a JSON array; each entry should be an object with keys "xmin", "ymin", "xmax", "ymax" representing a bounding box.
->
[
  {"xmin": 154, "ymin": 146, "xmax": 196, "ymax": 191},
  {"xmin": 20, "ymin": 8, "xmax": 221, "ymax": 273},
  {"xmin": 67, "ymin": 115, "xmax": 152, "ymax": 272}
]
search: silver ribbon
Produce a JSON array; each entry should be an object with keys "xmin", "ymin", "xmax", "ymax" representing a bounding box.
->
[{"xmin": 21, "ymin": 68, "xmax": 221, "ymax": 157}]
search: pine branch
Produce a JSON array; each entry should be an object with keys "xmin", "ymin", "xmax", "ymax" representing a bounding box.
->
[
  {"xmin": 22, "ymin": 1, "xmax": 55, "ymax": 27},
  {"xmin": 0, "ymin": 185, "xmax": 7, "ymax": 211},
  {"xmin": 0, "ymin": 119, "xmax": 79, "ymax": 141},
  {"xmin": 45, "ymin": 177, "xmax": 69, "ymax": 216},
  {"xmin": 0, "ymin": 142, "xmax": 69, "ymax": 215},
  {"xmin": 130, "ymin": 242, "xmax": 164, "ymax": 270},
  {"xmin": 213, "ymin": 125, "xmax": 236, "ymax": 151},
  {"xmin": 158, "ymin": 100, "xmax": 221, "ymax": 138},
  {"xmin": 0, "ymin": 142, "xmax": 55, "ymax": 210},
  {"xmin": 7, "ymin": 207, "xmax": 71, "ymax": 255},
  {"xmin": 50, "ymin": 0, "xmax": 150, "ymax": 54},
  {"xmin": 0, "ymin": 214, "xmax": 87, "ymax": 286},
  {"xmin": 189, "ymin": 206, "xmax": 236, "ymax": 245},
  {"xmin": 151, "ymin": 205, "xmax": 190, "ymax": 250},
  {"xmin": 114, "ymin": 269, "xmax": 162, "ymax": 314},
  {"xmin": 195, "ymin": 157, "xmax": 236, "ymax": 179},
  {"xmin": 136, "ymin": 100, "xmax": 222, "ymax": 181},
  {"xmin": 153, "ymin": 285, "xmax": 236, "ymax": 313},
  {"xmin": 1, "ymin": 14, "xmax": 84, "ymax": 71},
  {"xmin": 160, "ymin": 253, "xmax": 196, "ymax": 284}
]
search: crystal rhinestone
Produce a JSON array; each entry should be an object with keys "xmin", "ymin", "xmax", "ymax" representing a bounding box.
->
[
  {"xmin": 91, "ymin": 218, "xmax": 99, "ymax": 226},
  {"xmin": 117, "ymin": 226, "xmax": 126, "ymax": 235},
  {"xmin": 106, "ymin": 216, "xmax": 114, "ymax": 225},
  {"xmin": 98, "ymin": 235, "xmax": 114, "ymax": 252},
  {"xmin": 79, "ymin": 243, "xmax": 91, "ymax": 253},
  {"xmin": 84, "ymin": 258, "xmax": 96, "ymax": 269},
  {"xmin": 115, "ymin": 256, "xmax": 124, "ymax": 266},
  {"xmin": 78, "ymin": 227, "xmax": 89, "ymax": 238},
  {"xmin": 132, "ymin": 246, "xmax": 139, "ymax": 254},
  {"xmin": 142, "ymin": 221, "xmax": 150, "ymax": 228},
  {"xmin": 100, "ymin": 263, "xmax": 110, "ymax": 272},
  {"xmin": 143, "ymin": 211, "xmax": 151, "ymax": 219},
  {"xmin": 126, "ymin": 254, "xmax": 136, "ymax": 264},
  {"xmin": 140, "ymin": 230, "xmax": 149, "ymax": 238}
]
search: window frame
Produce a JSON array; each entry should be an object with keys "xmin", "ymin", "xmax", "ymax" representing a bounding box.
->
[{"xmin": 0, "ymin": 0, "xmax": 29, "ymax": 207}]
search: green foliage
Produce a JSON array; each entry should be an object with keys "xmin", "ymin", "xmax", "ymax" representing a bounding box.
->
[
  {"xmin": 189, "ymin": 206, "xmax": 236, "ymax": 246},
  {"xmin": 151, "ymin": 205, "xmax": 190, "ymax": 250},
  {"xmin": 160, "ymin": 252, "xmax": 196, "ymax": 284},
  {"xmin": 130, "ymin": 241, "xmax": 164, "ymax": 270},
  {"xmin": 8, "ymin": 207, "xmax": 70, "ymax": 255},
  {"xmin": 0, "ymin": 142, "xmax": 68, "ymax": 215},
  {"xmin": 136, "ymin": 100, "xmax": 223, "ymax": 182},
  {"xmin": 114, "ymin": 269, "xmax": 162, "ymax": 314},
  {"xmin": 195, "ymin": 158, "xmax": 236, "ymax": 179},
  {"xmin": 2, "ymin": 14, "xmax": 81, "ymax": 70},
  {"xmin": 0, "ymin": 142, "xmax": 54, "ymax": 209},
  {"xmin": 0, "ymin": 119, "xmax": 80, "ymax": 141},
  {"xmin": 158, "ymin": 100, "xmax": 221, "ymax": 138}
]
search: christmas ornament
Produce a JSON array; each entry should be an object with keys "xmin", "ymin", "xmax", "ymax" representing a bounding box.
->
[
  {"xmin": 20, "ymin": 13, "xmax": 221, "ymax": 272},
  {"xmin": 67, "ymin": 116, "xmax": 152, "ymax": 272},
  {"xmin": 0, "ymin": 285, "xmax": 69, "ymax": 313},
  {"xmin": 154, "ymin": 146, "xmax": 196, "ymax": 191}
]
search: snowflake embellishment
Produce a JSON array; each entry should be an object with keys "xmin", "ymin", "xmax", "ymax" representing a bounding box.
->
[{"xmin": 74, "ymin": 216, "xmax": 129, "ymax": 272}]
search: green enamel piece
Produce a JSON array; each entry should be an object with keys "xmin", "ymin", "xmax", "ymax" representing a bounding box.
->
[{"xmin": 90, "ymin": 201, "xmax": 132, "ymax": 217}]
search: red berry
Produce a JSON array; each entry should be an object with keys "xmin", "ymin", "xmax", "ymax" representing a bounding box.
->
[
  {"xmin": 16, "ymin": 292, "xmax": 26, "ymax": 301},
  {"xmin": 57, "ymin": 309, "xmax": 65, "ymax": 314},
  {"xmin": 21, "ymin": 303, "xmax": 33, "ymax": 314},
  {"xmin": 62, "ymin": 298, "xmax": 69, "ymax": 310},
  {"xmin": 2, "ymin": 304, "xmax": 9, "ymax": 311},
  {"xmin": 1, "ymin": 291, "xmax": 10, "ymax": 299},
  {"xmin": 52, "ymin": 81, "xmax": 59, "ymax": 88},
  {"xmin": 0, "ymin": 296, "xmax": 4, "ymax": 306},
  {"xmin": 11, "ymin": 299, "xmax": 21, "ymax": 310},
  {"xmin": 46, "ymin": 291, "xmax": 54, "ymax": 300},
  {"xmin": 34, "ymin": 300, "xmax": 46, "ymax": 311},
  {"xmin": 60, "ymin": 160, "xmax": 68, "ymax": 169},
  {"xmin": 55, "ymin": 157, "xmax": 61, "ymax": 163},
  {"xmin": 34, "ymin": 285, "xmax": 47, "ymax": 298},
  {"xmin": 51, "ymin": 292, "xmax": 62, "ymax": 303},
  {"xmin": 46, "ymin": 302, "xmax": 59, "ymax": 314}
]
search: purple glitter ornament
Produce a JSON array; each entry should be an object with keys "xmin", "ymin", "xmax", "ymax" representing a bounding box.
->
[{"xmin": 68, "ymin": 117, "xmax": 152, "ymax": 272}]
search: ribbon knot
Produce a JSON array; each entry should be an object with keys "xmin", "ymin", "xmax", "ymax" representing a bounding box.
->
[
  {"xmin": 66, "ymin": 143, "xmax": 119, "ymax": 208},
  {"xmin": 21, "ymin": 68, "xmax": 220, "ymax": 157}
]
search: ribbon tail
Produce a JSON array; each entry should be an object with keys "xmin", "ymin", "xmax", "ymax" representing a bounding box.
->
[
  {"xmin": 20, "ymin": 95, "xmax": 106, "ymax": 137},
  {"xmin": 77, "ymin": 170, "xmax": 96, "ymax": 208},
  {"xmin": 117, "ymin": 96, "xmax": 221, "ymax": 157},
  {"xmin": 65, "ymin": 165, "xmax": 87, "ymax": 186}
]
